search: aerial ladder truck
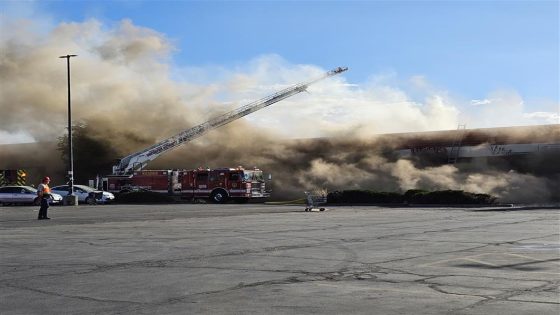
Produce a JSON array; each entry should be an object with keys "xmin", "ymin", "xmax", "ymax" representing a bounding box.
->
[{"xmin": 102, "ymin": 66, "xmax": 348, "ymax": 202}]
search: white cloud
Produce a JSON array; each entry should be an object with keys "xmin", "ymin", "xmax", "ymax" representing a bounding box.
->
[
  {"xmin": 470, "ymin": 99, "xmax": 492, "ymax": 106},
  {"xmin": 184, "ymin": 56, "xmax": 461, "ymax": 138},
  {"xmin": 523, "ymin": 112, "xmax": 560, "ymax": 124},
  {"xmin": 0, "ymin": 131, "xmax": 36, "ymax": 145},
  {"xmin": 464, "ymin": 90, "xmax": 559, "ymax": 128}
]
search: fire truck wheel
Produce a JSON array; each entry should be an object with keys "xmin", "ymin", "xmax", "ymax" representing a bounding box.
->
[{"xmin": 210, "ymin": 189, "xmax": 228, "ymax": 204}]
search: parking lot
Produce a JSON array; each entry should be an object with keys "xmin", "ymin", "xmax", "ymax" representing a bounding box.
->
[{"xmin": 1, "ymin": 203, "xmax": 559, "ymax": 314}]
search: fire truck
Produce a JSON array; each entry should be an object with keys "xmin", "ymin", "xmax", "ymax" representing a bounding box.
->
[
  {"xmin": 103, "ymin": 167, "xmax": 268, "ymax": 203},
  {"xmin": 99, "ymin": 67, "xmax": 348, "ymax": 203}
]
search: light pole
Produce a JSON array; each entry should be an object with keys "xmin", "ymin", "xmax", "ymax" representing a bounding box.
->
[{"xmin": 59, "ymin": 54, "xmax": 77, "ymax": 205}]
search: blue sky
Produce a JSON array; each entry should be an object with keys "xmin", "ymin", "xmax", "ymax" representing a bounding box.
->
[
  {"xmin": 31, "ymin": 0, "xmax": 559, "ymax": 101},
  {"xmin": 0, "ymin": 0, "xmax": 558, "ymax": 144}
]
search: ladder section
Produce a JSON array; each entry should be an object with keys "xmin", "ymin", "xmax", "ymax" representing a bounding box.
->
[{"xmin": 447, "ymin": 124, "xmax": 467, "ymax": 164}]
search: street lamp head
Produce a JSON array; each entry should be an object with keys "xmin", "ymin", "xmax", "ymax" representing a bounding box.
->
[{"xmin": 59, "ymin": 54, "xmax": 78, "ymax": 58}]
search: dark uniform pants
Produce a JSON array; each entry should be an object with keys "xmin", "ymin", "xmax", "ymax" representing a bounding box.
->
[{"xmin": 38, "ymin": 198, "xmax": 49, "ymax": 219}]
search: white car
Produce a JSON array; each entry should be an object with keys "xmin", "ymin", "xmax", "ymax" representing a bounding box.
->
[
  {"xmin": 51, "ymin": 184, "xmax": 115, "ymax": 204},
  {"xmin": 0, "ymin": 186, "xmax": 63, "ymax": 206}
]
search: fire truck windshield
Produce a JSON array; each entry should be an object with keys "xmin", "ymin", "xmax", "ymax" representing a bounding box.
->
[{"xmin": 243, "ymin": 170, "xmax": 263, "ymax": 181}]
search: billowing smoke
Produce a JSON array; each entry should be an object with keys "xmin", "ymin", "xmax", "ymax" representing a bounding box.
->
[
  {"xmin": 153, "ymin": 133, "xmax": 559, "ymax": 203},
  {"xmin": 1, "ymin": 18, "xmax": 558, "ymax": 203},
  {"xmin": 0, "ymin": 18, "xmax": 210, "ymax": 154},
  {"xmin": 0, "ymin": 17, "xmax": 467, "ymax": 145}
]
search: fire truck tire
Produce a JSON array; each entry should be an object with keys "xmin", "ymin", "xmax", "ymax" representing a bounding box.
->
[{"xmin": 210, "ymin": 189, "xmax": 228, "ymax": 204}]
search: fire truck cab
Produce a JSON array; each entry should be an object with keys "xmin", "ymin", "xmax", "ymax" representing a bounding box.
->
[
  {"xmin": 181, "ymin": 168, "xmax": 268, "ymax": 203},
  {"xmin": 103, "ymin": 167, "xmax": 269, "ymax": 203}
]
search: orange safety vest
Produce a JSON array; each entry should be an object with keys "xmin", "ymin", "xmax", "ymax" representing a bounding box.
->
[{"xmin": 39, "ymin": 184, "xmax": 50, "ymax": 197}]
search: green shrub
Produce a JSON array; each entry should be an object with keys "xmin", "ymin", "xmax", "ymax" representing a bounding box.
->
[
  {"xmin": 327, "ymin": 190, "xmax": 404, "ymax": 204},
  {"xmin": 404, "ymin": 189, "xmax": 429, "ymax": 199},
  {"xmin": 327, "ymin": 190, "xmax": 343, "ymax": 203},
  {"xmin": 328, "ymin": 189, "xmax": 496, "ymax": 205},
  {"xmin": 406, "ymin": 190, "xmax": 496, "ymax": 204}
]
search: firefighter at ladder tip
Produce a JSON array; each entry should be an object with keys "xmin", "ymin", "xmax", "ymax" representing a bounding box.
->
[{"xmin": 37, "ymin": 176, "xmax": 52, "ymax": 220}]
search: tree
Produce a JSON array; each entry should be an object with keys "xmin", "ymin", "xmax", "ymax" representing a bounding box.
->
[{"xmin": 57, "ymin": 122, "xmax": 119, "ymax": 184}]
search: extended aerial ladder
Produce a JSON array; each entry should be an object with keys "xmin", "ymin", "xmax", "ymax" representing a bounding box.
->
[{"xmin": 112, "ymin": 66, "xmax": 348, "ymax": 175}]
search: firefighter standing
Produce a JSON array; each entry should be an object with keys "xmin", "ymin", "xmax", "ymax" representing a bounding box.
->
[{"xmin": 37, "ymin": 176, "xmax": 51, "ymax": 220}]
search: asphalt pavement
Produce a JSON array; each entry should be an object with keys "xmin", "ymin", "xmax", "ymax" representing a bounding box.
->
[{"xmin": 0, "ymin": 203, "xmax": 558, "ymax": 314}]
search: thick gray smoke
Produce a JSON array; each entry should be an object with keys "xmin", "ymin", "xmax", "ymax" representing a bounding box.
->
[
  {"xmin": 0, "ymin": 18, "xmax": 202, "ymax": 153},
  {"xmin": 1, "ymin": 18, "xmax": 558, "ymax": 203},
  {"xmin": 152, "ymin": 129, "xmax": 559, "ymax": 203}
]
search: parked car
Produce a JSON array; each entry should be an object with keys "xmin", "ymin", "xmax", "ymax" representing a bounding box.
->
[
  {"xmin": 0, "ymin": 186, "xmax": 63, "ymax": 206},
  {"xmin": 50, "ymin": 184, "xmax": 115, "ymax": 204}
]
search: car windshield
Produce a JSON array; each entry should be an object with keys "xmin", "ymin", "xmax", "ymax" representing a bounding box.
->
[
  {"xmin": 75, "ymin": 185, "xmax": 96, "ymax": 192},
  {"xmin": 23, "ymin": 186, "xmax": 37, "ymax": 193},
  {"xmin": 53, "ymin": 185, "xmax": 96, "ymax": 192}
]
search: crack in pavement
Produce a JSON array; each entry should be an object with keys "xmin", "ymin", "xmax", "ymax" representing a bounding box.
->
[
  {"xmin": 453, "ymin": 280, "xmax": 560, "ymax": 312},
  {"xmin": 2, "ymin": 229, "xmax": 553, "ymax": 284},
  {"xmin": 117, "ymin": 261, "xmax": 558, "ymax": 313},
  {"xmin": 0, "ymin": 282, "xmax": 146, "ymax": 306}
]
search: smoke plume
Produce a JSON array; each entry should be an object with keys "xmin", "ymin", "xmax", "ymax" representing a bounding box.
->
[
  {"xmin": 1, "ymin": 18, "xmax": 558, "ymax": 203},
  {"xmin": 152, "ymin": 132, "xmax": 559, "ymax": 203}
]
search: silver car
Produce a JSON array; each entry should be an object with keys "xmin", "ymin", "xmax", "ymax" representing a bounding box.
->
[
  {"xmin": 0, "ymin": 186, "xmax": 63, "ymax": 206},
  {"xmin": 51, "ymin": 184, "xmax": 115, "ymax": 204}
]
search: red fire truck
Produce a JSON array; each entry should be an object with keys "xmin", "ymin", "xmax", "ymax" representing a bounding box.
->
[{"xmin": 103, "ymin": 167, "xmax": 269, "ymax": 203}]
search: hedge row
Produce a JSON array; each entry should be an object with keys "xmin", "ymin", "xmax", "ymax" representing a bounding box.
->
[
  {"xmin": 115, "ymin": 189, "xmax": 496, "ymax": 205},
  {"xmin": 327, "ymin": 189, "xmax": 496, "ymax": 205}
]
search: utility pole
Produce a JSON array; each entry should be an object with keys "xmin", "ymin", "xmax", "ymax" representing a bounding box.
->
[{"xmin": 59, "ymin": 54, "xmax": 78, "ymax": 205}]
